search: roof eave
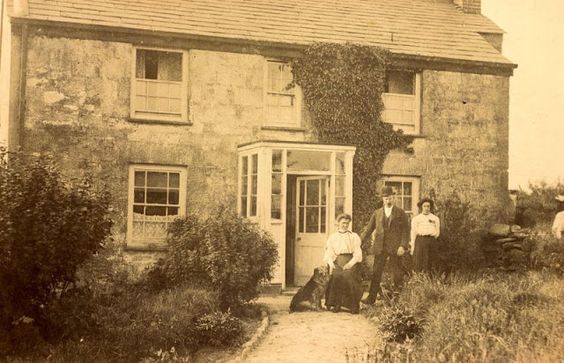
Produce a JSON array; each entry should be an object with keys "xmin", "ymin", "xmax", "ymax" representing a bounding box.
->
[{"xmin": 11, "ymin": 16, "xmax": 517, "ymax": 76}]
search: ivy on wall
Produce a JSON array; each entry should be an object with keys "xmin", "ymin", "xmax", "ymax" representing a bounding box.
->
[{"xmin": 291, "ymin": 42, "xmax": 414, "ymax": 230}]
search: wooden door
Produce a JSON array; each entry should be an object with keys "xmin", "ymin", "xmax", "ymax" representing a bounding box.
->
[{"xmin": 294, "ymin": 176, "xmax": 328, "ymax": 285}]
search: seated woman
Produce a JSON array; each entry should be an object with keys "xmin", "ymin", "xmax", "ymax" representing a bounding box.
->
[{"xmin": 324, "ymin": 213, "xmax": 363, "ymax": 314}]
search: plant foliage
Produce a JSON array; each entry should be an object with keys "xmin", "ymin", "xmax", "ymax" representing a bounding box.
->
[
  {"xmin": 291, "ymin": 42, "xmax": 414, "ymax": 227},
  {"xmin": 148, "ymin": 206, "xmax": 279, "ymax": 309},
  {"xmin": 0, "ymin": 149, "xmax": 112, "ymax": 338}
]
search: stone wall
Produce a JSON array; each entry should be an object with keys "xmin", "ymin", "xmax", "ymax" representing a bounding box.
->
[
  {"xmin": 382, "ymin": 70, "xmax": 511, "ymax": 224},
  {"xmin": 21, "ymin": 34, "xmax": 510, "ymax": 247},
  {"xmin": 22, "ymin": 35, "xmax": 309, "ymax": 247}
]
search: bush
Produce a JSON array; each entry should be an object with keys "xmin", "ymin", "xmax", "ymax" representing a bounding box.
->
[
  {"xmin": 194, "ymin": 311, "xmax": 244, "ymax": 347},
  {"xmin": 529, "ymin": 225, "xmax": 564, "ymax": 274},
  {"xmin": 434, "ymin": 192, "xmax": 483, "ymax": 272},
  {"xmin": 515, "ymin": 181, "xmax": 563, "ymax": 227},
  {"xmin": 378, "ymin": 304, "xmax": 422, "ymax": 343},
  {"xmin": 148, "ymin": 205, "xmax": 278, "ymax": 309},
  {"xmin": 0, "ymin": 150, "xmax": 112, "ymax": 350}
]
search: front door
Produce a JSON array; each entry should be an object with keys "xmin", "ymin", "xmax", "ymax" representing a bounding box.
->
[{"xmin": 294, "ymin": 176, "xmax": 329, "ymax": 285}]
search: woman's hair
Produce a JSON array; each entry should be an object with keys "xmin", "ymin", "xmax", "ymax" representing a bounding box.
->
[{"xmin": 336, "ymin": 213, "xmax": 352, "ymax": 222}]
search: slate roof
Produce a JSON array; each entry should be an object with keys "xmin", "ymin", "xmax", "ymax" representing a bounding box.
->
[{"xmin": 13, "ymin": 0, "xmax": 514, "ymax": 67}]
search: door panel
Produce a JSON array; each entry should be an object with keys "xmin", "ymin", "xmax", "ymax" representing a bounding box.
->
[{"xmin": 294, "ymin": 177, "xmax": 329, "ymax": 285}]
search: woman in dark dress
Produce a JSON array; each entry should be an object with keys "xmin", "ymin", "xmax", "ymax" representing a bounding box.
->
[{"xmin": 324, "ymin": 213, "xmax": 363, "ymax": 314}]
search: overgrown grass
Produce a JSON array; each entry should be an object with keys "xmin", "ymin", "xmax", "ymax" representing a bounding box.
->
[{"xmin": 364, "ymin": 271, "xmax": 564, "ymax": 362}]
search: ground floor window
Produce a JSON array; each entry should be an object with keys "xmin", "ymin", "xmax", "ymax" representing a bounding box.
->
[
  {"xmin": 127, "ymin": 164, "xmax": 187, "ymax": 248},
  {"xmin": 382, "ymin": 175, "xmax": 420, "ymax": 217}
]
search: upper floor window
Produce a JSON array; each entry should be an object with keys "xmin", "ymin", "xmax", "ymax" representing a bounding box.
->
[
  {"xmin": 382, "ymin": 71, "xmax": 421, "ymax": 134},
  {"xmin": 127, "ymin": 164, "xmax": 187, "ymax": 248},
  {"xmin": 131, "ymin": 48, "xmax": 189, "ymax": 123},
  {"xmin": 265, "ymin": 60, "xmax": 301, "ymax": 128},
  {"xmin": 382, "ymin": 175, "xmax": 420, "ymax": 217}
]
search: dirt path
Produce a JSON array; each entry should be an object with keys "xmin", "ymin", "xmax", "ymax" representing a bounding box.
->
[{"xmin": 243, "ymin": 295, "xmax": 381, "ymax": 363}]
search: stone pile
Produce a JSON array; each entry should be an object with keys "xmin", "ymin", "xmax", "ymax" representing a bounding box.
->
[{"xmin": 481, "ymin": 223, "xmax": 531, "ymax": 270}]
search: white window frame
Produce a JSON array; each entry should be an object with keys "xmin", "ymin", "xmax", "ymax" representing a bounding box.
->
[
  {"xmin": 238, "ymin": 153, "xmax": 259, "ymax": 220},
  {"xmin": 127, "ymin": 164, "xmax": 187, "ymax": 248},
  {"xmin": 263, "ymin": 59, "xmax": 302, "ymax": 128},
  {"xmin": 382, "ymin": 71, "xmax": 421, "ymax": 135},
  {"xmin": 381, "ymin": 175, "xmax": 420, "ymax": 217},
  {"xmin": 130, "ymin": 47, "xmax": 189, "ymax": 123}
]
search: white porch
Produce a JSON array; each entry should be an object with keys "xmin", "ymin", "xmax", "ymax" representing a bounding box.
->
[{"xmin": 237, "ymin": 141, "xmax": 356, "ymax": 289}]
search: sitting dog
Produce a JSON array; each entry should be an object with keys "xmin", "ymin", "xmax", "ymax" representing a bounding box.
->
[{"xmin": 289, "ymin": 265, "xmax": 330, "ymax": 312}]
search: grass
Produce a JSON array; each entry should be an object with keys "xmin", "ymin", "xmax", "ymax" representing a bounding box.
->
[{"xmin": 363, "ymin": 270, "xmax": 564, "ymax": 362}]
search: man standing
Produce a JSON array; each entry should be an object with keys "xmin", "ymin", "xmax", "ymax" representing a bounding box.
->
[{"xmin": 360, "ymin": 186, "xmax": 410, "ymax": 305}]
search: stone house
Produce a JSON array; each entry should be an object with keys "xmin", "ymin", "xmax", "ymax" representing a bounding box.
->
[{"xmin": 0, "ymin": 0, "xmax": 515, "ymax": 288}]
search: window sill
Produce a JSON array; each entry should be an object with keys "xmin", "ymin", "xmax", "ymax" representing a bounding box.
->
[
  {"xmin": 129, "ymin": 117, "xmax": 193, "ymax": 126},
  {"xmin": 124, "ymin": 244, "xmax": 168, "ymax": 252},
  {"xmin": 261, "ymin": 125, "xmax": 305, "ymax": 132}
]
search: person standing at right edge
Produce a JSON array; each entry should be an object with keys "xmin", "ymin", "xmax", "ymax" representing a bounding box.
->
[{"xmin": 360, "ymin": 186, "xmax": 410, "ymax": 305}]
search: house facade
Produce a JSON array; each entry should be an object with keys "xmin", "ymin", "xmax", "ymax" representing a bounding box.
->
[{"xmin": 1, "ymin": 0, "xmax": 515, "ymax": 288}]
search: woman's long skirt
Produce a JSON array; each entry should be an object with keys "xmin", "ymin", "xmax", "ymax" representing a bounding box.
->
[
  {"xmin": 325, "ymin": 254, "xmax": 363, "ymax": 312},
  {"xmin": 413, "ymin": 235, "xmax": 435, "ymax": 272}
]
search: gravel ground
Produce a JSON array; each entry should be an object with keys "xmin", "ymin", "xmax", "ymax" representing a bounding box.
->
[{"xmin": 243, "ymin": 295, "xmax": 381, "ymax": 363}]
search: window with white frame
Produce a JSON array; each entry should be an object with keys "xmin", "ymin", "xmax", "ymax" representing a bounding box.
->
[
  {"xmin": 382, "ymin": 175, "xmax": 420, "ymax": 217},
  {"xmin": 128, "ymin": 165, "xmax": 187, "ymax": 247},
  {"xmin": 240, "ymin": 154, "xmax": 258, "ymax": 218},
  {"xmin": 382, "ymin": 71, "xmax": 421, "ymax": 134},
  {"xmin": 265, "ymin": 60, "xmax": 301, "ymax": 128},
  {"xmin": 131, "ymin": 48, "xmax": 189, "ymax": 122}
]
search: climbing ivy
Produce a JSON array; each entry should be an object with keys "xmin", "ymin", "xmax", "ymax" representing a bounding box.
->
[{"xmin": 291, "ymin": 42, "xmax": 414, "ymax": 230}]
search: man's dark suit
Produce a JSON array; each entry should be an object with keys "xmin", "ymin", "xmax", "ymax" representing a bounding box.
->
[{"xmin": 360, "ymin": 205, "xmax": 410, "ymax": 302}]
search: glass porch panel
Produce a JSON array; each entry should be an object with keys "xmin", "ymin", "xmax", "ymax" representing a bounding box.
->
[
  {"xmin": 306, "ymin": 179, "xmax": 319, "ymax": 205},
  {"xmin": 287, "ymin": 150, "xmax": 330, "ymax": 172},
  {"xmin": 336, "ymin": 153, "xmax": 346, "ymax": 174}
]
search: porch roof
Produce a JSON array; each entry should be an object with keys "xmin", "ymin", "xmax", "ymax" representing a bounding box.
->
[
  {"xmin": 237, "ymin": 140, "xmax": 356, "ymax": 152},
  {"xmin": 12, "ymin": 0, "xmax": 515, "ymax": 70}
]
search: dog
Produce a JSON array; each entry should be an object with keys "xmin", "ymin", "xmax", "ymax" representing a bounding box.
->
[{"xmin": 289, "ymin": 265, "xmax": 330, "ymax": 312}]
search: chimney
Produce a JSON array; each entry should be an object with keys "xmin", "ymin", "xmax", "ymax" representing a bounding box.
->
[{"xmin": 453, "ymin": 0, "xmax": 481, "ymax": 14}]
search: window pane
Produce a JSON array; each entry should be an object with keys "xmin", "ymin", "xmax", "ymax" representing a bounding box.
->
[
  {"xmin": 146, "ymin": 189, "xmax": 167, "ymax": 204},
  {"xmin": 251, "ymin": 176, "xmax": 258, "ymax": 194},
  {"xmin": 305, "ymin": 207, "xmax": 319, "ymax": 233},
  {"xmin": 335, "ymin": 197, "xmax": 345, "ymax": 219},
  {"xmin": 168, "ymin": 207, "xmax": 179, "ymax": 216},
  {"xmin": 272, "ymin": 174, "xmax": 282, "ymax": 195},
  {"xmin": 134, "ymin": 171, "xmax": 145, "ymax": 186},
  {"xmin": 241, "ymin": 197, "xmax": 248, "ymax": 216},
  {"xmin": 306, "ymin": 180, "xmax": 319, "ymax": 205},
  {"xmin": 404, "ymin": 197, "xmax": 412, "ymax": 212},
  {"xmin": 146, "ymin": 206, "xmax": 167, "ymax": 216},
  {"xmin": 272, "ymin": 150, "xmax": 283, "ymax": 172},
  {"xmin": 241, "ymin": 176, "xmax": 248, "ymax": 196},
  {"xmin": 320, "ymin": 181, "xmax": 326, "ymax": 205},
  {"xmin": 336, "ymin": 153, "xmax": 346, "ymax": 175},
  {"xmin": 250, "ymin": 196, "xmax": 257, "ymax": 216},
  {"xmin": 168, "ymin": 190, "xmax": 179, "ymax": 205},
  {"xmin": 320, "ymin": 207, "xmax": 326, "ymax": 233},
  {"xmin": 134, "ymin": 188, "xmax": 145, "ymax": 203},
  {"xmin": 298, "ymin": 207, "xmax": 304, "ymax": 233},
  {"xmin": 385, "ymin": 181, "xmax": 402, "ymax": 196},
  {"xmin": 242, "ymin": 156, "xmax": 248, "ymax": 175},
  {"xmin": 299, "ymin": 180, "xmax": 305, "ymax": 205},
  {"xmin": 158, "ymin": 52, "xmax": 182, "ymax": 81},
  {"xmin": 287, "ymin": 150, "xmax": 330, "ymax": 172},
  {"xmin": 336, "ymin": 177, "xmax": 345, "ymax": 197},
  {"xmin": 404, "ymin": 182, "xmax": 412, "ymax": 196},
  {"xmin": 147, "ymin": 172, "xmax": 168, "ymax": 187},
  {"xmin": 271, "ymin": 195, "xmax": 281, "ymax": 219},
  {"xmin": 386, "ymin": 71, "xmax": 414, "ymax": 95},
  {"xmin": 133, "ymin": 205, "xmax": 144, "ymax": 215},
  {"xmin": 251, "ymin": 154, "xmax": 258, "ymax": 173},
  {"xmin": 169, "ymin": 173, "xmax": 179, "ymax": 188}
]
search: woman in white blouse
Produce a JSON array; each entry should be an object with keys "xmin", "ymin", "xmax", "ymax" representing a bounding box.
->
[
  {"xmin": 410, "ymin": 198, "xmax": 440, "ymax": 272},
  {"xmin": 323, "ymin": 213, "xmax": 363, "ymax": 314}
]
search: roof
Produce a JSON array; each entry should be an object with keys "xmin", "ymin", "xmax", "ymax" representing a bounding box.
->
[{"xmin": 12, "ymin": 0, "xmax": 514, "ymax": 67}]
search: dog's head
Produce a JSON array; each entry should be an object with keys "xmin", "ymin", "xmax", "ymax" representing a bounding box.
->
[{"xmin": 313, "ymin": 265, "xmax": 330, "ymax": 285}]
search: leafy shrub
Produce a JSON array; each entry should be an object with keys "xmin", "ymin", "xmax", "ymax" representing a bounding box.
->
[
  {"xmin": 378, "ymin": 304, "xmax": 422, "ymax": 343},
  {"xmin": 514, "ymin": 181, "xmax": 563, "ymax": 227},
  {"xmin": 0, "ymin": 150, "xmax": 112, "ymax": 351},
  {"xmin": 148, "ymin": 205, "xmax": 278, "ymax": 309},
  {"xmin": 194, "ymin": 311, "xmax": 244, "ymax": 347},
  {"xmin": 529, "ymin": 225, "xmax": 564, "ymax": 274},
  {"xmin": 434, "ymin": 192, "xmax": 483, "ymax": 272}
]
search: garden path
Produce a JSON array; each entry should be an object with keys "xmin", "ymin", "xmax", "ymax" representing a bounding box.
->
[{"xmin": 242, "ymin": 294, "xmax": 381, "ymax": 363}]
